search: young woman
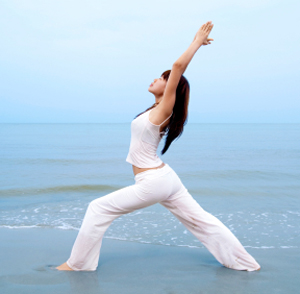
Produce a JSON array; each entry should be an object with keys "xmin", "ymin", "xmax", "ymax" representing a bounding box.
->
[{"xmin": 57, "ymin": 21, "xmax": 261, "ymax": 272}]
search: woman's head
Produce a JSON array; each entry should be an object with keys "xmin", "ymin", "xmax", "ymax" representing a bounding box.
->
[
  {"xmin": 148, "ymin": 75, "xmax": 167, "ymax": 97},
  {"xmin": 148, "ymin": 70, "xmax": 190, "ymax": 100},
  {"xmin": 159, "ymin": 70, "xmax": 190, "ymax": 107}
]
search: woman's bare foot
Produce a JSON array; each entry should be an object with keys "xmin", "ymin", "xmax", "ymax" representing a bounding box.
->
[{"xmin": 56, "ymin": 262, "xmax": 74, "ymax": 271}]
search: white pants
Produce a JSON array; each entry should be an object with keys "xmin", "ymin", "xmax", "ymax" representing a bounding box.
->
[{"xmin": 66, "ymin": 164, "xmax": 261, "ymax": 271}]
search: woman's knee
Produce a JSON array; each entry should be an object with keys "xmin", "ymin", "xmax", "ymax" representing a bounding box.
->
[
  {"xmin": 87, "ymin": 197, "xmax": 107, "ymax": 214},
  {"xmin": 88, "ymin": 194, "xmax": 125, "ymax": 216}
]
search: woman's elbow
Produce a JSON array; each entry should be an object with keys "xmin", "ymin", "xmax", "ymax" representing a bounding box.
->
[{"xmin": 172, "ymin": 62, "xmax": 184, "ymax": 71}]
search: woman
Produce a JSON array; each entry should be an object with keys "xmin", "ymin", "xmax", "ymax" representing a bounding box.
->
[{"xmin": 57, "ymin": 21, "xmax": 261, "ymax": 271}]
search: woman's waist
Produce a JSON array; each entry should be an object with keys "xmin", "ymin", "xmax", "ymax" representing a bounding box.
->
[{"xmin": 132, "ymin": 162, "xmax": 165, "ymax": 176}]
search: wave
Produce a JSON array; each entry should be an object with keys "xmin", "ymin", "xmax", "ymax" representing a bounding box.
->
[
  {"xmin": 0, "ymin": 158, "xmax": 115, "ymax": 165},
  {"xmin": 0, "ymin": 184, "xmax": 120, "ymax": 198},
  {"xmin": 182, "ymin": 169, "xmax": 300, "ymax": 181},
  {"xmin": 0, "ymin": 225, "xmax": 298, "ymax": 250}
]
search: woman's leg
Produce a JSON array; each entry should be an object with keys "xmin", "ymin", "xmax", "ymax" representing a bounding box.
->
[
  {"xmin": 159, "ymin": 170, "xmax": 261, "ymax": 271},
  {"xmin": 65, "ymin": 166, "xmax": 174, "ymax": 271}
]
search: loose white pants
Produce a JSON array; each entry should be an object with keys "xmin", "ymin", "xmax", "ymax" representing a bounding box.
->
[{"xmin": 66, "ymin": 164, "xmax": 261, "ymax": 271}]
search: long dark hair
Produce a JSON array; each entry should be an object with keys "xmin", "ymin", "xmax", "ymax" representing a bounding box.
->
[{"xmin": 134, "ymin": 70, "xmax": 190, "ymax": 155}]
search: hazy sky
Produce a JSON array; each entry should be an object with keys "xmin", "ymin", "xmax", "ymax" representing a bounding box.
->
[{"xmin": 1, "ymin": 0, "xmax": 299, "ymax": 123}]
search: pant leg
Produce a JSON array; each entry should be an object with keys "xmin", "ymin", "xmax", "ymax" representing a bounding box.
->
[
  {"xmin": 159, "ymin": 171, "xmax": 261, "ymax": 271},
  {"xmin": 66, "ymin": 166, "xmax": 174, "ymax": 271}
]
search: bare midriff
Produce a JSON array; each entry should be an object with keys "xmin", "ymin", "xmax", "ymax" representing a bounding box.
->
[{"xmin": 132, "ymin": 162, "xmax": 165, "ymax": 176}]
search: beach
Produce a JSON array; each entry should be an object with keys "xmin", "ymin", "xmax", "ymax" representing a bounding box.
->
[
  {"xmin": 1, "ymin": 123, "xmax": 299, "ymax": 293},
  {"xmin": 0, "ymin": 227, "xmax": 299, "ymax": 294}
]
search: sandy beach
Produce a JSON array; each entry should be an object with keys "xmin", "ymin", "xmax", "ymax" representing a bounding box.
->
[{"xmin": 0, "ymin": 227, "xmax": 298, "ymax": 294}]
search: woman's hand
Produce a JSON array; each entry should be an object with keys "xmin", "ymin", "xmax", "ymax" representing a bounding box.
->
[
  {"xmin": 170, "ymin": 20, "xmax": 215, "ymax": 78},
  {"xmin": 194, "ymin": 21, "xmax": 214, "ymax": 46},
  {"xmin": 202, "ymin": 38, "xmax": 214, "ymax": 46}
]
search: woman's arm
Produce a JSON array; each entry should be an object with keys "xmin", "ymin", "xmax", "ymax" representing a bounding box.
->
[
  {"xmin": 159, "ymin": 21, "xmax": 214, "ymax": 115},
  {"xmin": 175, "ymin": 21, "xmax": 214, "ymax": 73}
]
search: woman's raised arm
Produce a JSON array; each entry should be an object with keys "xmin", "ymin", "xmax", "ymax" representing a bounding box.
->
[{"xmin": 159, "ymin": 21, "xmax": 214, "ymax": 115}]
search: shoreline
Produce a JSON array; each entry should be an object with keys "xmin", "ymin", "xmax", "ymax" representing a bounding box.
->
[
  {"xmin": 0, "ymin": 225, "xmax": 296, "ymax": 250},
  {"xmin": 0, "ymin": 227, "xmax": 299, "ymax": 294}
]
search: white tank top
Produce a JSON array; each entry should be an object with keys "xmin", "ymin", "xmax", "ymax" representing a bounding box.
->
[{"xmin": 126, "ymin": 108, "xmax": 173, "ymax": 168}]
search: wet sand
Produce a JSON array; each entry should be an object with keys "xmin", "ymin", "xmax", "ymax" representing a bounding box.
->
[{"xmin": 0, "ymin": 227, "xmax": 298, "ymax": 294}]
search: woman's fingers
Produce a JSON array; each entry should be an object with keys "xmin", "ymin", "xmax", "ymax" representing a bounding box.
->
[
  {"xmin": 201, "ymin": 22, "xmax": 208, "ymax": 32},
  {"xmin": 200, "ymin": 21, "xmax": 213, "ymax": 37},
  {"xmin": 206, "ymin": 23, "xmax": 213, "ymax": 34},
  {"xmin": 206, "ymin": 21, "xmax": 212, "ymax": 31},
  {"xmin": 203, "ymin": 21, "xmax": 210, "ymax": 32}
]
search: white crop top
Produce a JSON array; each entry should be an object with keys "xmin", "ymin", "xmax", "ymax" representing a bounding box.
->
[{"xmin": 126, "ymin": 108, "xmax": 173, "ymax": 168}]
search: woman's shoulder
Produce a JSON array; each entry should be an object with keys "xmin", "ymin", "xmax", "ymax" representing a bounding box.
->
[{"xmin": 149, "ymin": 105, "xmax": 170, "ymax": 123}]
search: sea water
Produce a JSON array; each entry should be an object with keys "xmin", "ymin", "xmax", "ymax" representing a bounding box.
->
[{"xmin": 0, "ymin": 123, "xmax": 299, "ymax": 250}]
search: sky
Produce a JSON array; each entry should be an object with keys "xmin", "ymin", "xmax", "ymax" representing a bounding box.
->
[{"xmin": 0, "ymin": 0, "xmax": 299, "ymax": 123}]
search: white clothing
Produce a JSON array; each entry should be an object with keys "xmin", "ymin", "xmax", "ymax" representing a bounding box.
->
[
  {"xmin": 66, "ymin": 164, "xmax": 261, "ymax": 271},
  {"xmin": 126, "ymin": 108, "xmax": 173, "ymax": 168}
]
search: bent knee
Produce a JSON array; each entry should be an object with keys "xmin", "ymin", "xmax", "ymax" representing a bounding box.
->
[{"xmin": 87, "ymin": 198, "xmax": 108, "ymax": 214}]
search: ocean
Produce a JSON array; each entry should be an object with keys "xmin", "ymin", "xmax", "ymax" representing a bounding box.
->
[{"xmin": 0, "ymin": 123, "xmax": 299, "ymax": 250}]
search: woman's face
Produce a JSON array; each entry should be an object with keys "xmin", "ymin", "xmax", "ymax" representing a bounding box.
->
[{"xmin": 148, "ymin": 76, "xmax": 167, "ymax": 96}]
